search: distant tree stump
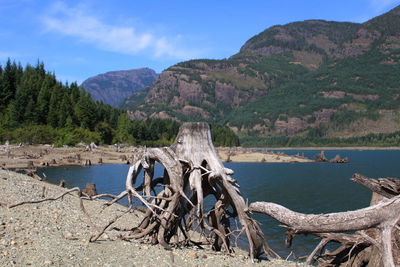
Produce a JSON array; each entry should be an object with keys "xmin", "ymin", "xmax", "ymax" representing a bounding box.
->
[
  {"xmin": 315, "ymin": 151, "xmax": 328, "ymax": 162},
  {"xmin": 83, "ymin": 183, "xmax": 97, "ymax": 197}
]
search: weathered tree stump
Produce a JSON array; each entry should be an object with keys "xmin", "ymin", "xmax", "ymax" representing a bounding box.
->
[
  {"xmin": 27, "ymin": 160, "xmax": 34, "ymax": 168},
  {"xmin": 83, "ymin": 159, "xmax": 91, "ymax": 166},
  {"xmin": 83, "ymin": 183, "xmax": 97, "ymax": 197},
  {"xmin": 108, "ymin": 122, "xmax": 278, "ymax": 261},
  {"xmin": 329, "ymin": 154, "xmax": 349, "ymax": 163},
  {"xmin": 315, "ymin": 151, "xmax": 328, "ymax": 162}
]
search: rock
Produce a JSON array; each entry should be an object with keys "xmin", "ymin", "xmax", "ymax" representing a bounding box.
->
[
  {"xmin": 81, "ymin": 68, "xmax": 157, "ymax": 107},
  {"xmin": 63, "ymin": 231, "xmax": 77, "ymax": 240},
  {"xmin": 187, "ymin": 252, "xmax": 198, "ymax": 259}
]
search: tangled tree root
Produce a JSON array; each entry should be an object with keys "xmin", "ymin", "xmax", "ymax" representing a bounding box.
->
[{"xmin": 98, "ymin": 122, "xmax": 278, "ymax": 261}]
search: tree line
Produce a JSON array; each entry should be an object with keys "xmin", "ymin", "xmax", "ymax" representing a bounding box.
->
[
  {"xmin": 0, "ymin": 59, "xmax": 239, "ymax": 147},
  {"xmin": 241, "ymin": 131, "xmax": 400, "ymax": 147}
]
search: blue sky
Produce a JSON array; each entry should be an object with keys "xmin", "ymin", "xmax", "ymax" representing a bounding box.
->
[{"xmin": 1, "ymin": 0, "xmax": 399, "ymax": 84}]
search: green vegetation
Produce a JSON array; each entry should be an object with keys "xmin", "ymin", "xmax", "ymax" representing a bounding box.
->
[
  {"xmin": 224, "ymin": 47, "xmax": 400, "ymax": 131},
  {"xmin": 241, "ymin": 131, "xmax": 400, "ymax": 147},
  {"xmin": 0, "ymin": 59, "xmax": 119, "ymax": 146},
  {"xmin": 243, "ymin": 20, "xmax": 360, "ymax": 53},
  {"xmin": 211, "ymin": 124, "xmax": 240, "ymax": 147}
]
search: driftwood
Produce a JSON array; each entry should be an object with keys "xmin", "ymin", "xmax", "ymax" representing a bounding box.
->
[
  {"xmin": 249, "ymin": 174, "xmax": 400, "ymax": 267},
  {"xmin": 351, "ymin": 173, "xmax": 400, "ymax": 198},
  {"xmin": 315, "ymin": 151, "xmax": 349, "ymax": 163},
  {"xmin": 329, "ymin": 154, "xmax": 349, "ymax": 163},
  {"xmin": 100, "ymin": 122, "xmax": 278, "ymax": 261},
  {"xmin": 9, "ymin": 187, "xmax": 82, "ymax": 208}
]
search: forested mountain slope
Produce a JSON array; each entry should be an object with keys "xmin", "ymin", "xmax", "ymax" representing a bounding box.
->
[{"xmin": 124, "ymin": 5, "xmax": 400, "ymax": 145}]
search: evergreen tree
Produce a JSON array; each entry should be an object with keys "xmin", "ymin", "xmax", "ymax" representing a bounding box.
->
[
  {"xmin": 47, "ymin": 84, "xmax": 63, "ymax": 127},
  {"xmin": 95, "ymin": 121, "xmax": 113, "ymax": 144},
  {"xmin": 114, "ymin": 113, "xmax": 134, "ymax": 144},
  {"xmin": 36, "ymin": 75, "xmax": 55, "ymax": 124},
  {"xmin": 74, "ymin": 90, "xmax": 96, "ymax": 130},
  {"xmin": 0, "ymin": 59, "xmax": 18, "ymax": 110}
]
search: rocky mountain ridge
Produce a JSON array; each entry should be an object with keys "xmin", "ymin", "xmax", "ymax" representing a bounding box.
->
[{"xmin": 81, "ymin": 68, "xmax": 157, "ymax": 107}]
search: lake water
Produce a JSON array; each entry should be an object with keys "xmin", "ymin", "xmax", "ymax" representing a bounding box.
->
[{"xmin": 38, "ymin": 150, "xmax": 400, "ymax": 258}]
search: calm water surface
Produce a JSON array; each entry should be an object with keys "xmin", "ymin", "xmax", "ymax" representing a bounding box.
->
[{"xmin": 39, "ymin": 150, "xmax": 400, "ymax": 258}]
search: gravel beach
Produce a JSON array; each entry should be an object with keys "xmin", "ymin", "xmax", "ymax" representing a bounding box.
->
[{"xmin": 0, "ymin": 169, "xmax": 309, "ymax": 267}]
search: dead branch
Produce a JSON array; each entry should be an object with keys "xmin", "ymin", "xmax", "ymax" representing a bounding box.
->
[
  {"xmin": 90, "ymin": 208, "xmax": 132, "ymax": 242},
  {"xmin": 249, "ymin": 175, "xmax": 400, "ymax": 267},
  {"xmin": 9, "ymin": 187, "xmax": 82, "ymax": 208},
  {"xmin": 249, "ymin": 194, "xmax": 400, "ymax": 234},
  {"xmin": 351, "ymin": 173, "xmax": 400, "ymax": 198}
]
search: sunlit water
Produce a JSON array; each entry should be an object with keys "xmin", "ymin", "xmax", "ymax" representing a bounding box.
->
[{"xmin": 38, "ymin": 150, "xmax": 400, "ymax": 258}]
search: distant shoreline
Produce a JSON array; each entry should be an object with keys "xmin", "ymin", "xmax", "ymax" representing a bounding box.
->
[{"xmin": 1, "ymin": 145, "xmax": 399, "ymax": 170}]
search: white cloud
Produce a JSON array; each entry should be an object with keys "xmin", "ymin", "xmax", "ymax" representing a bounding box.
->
[
  {"xmin": 42, "ymin": 1, "xmax": 201, "ymax": 60},
  {"xmin": 369, "ymin": 0, "xmax": 400, "ymax": 12}
]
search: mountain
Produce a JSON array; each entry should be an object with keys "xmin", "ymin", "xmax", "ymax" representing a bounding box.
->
[
  {"xmin": 124, "ymin": 6, "xmax": 400, "ymax": 144},
  {"xmin": 81, "ymin": 68, "xmax": 157, "ymax": 107}
]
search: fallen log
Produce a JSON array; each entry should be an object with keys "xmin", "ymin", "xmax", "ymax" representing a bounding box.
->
[{"xmin": 249, "ymin": 175, "xmax": 400, "ymax": 267}]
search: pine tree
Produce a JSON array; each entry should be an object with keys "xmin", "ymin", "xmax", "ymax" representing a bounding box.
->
[
  {"xmin": 95, "ymin": 121, "xmax": 113, "ymax": 144},
  {"xmin": 114, "ymin": 113, "xmax": 134, "ymax": 144},
  {"xmin": 47, "ymin": 84, "xmax": 63, "ymax": 127},
  {"xmin": 0, "ymin": 59, "xmax": 18, "ymax": 110},
  {"xmin": 74, "ymin": 90, "xmax": 96, "ymax": 130},
  {"xmin": 36, "ymin": 75, "xmax": 55, "ymax": 124}
]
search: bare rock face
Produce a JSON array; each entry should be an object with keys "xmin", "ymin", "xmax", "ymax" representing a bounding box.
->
[
  {"xmin": 81, "ymin": 68, "xmax": 157, "ymax": 107},
  {"xmin": 274, "ymin": 117, "xmax": 309, "ymax": 136}
]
